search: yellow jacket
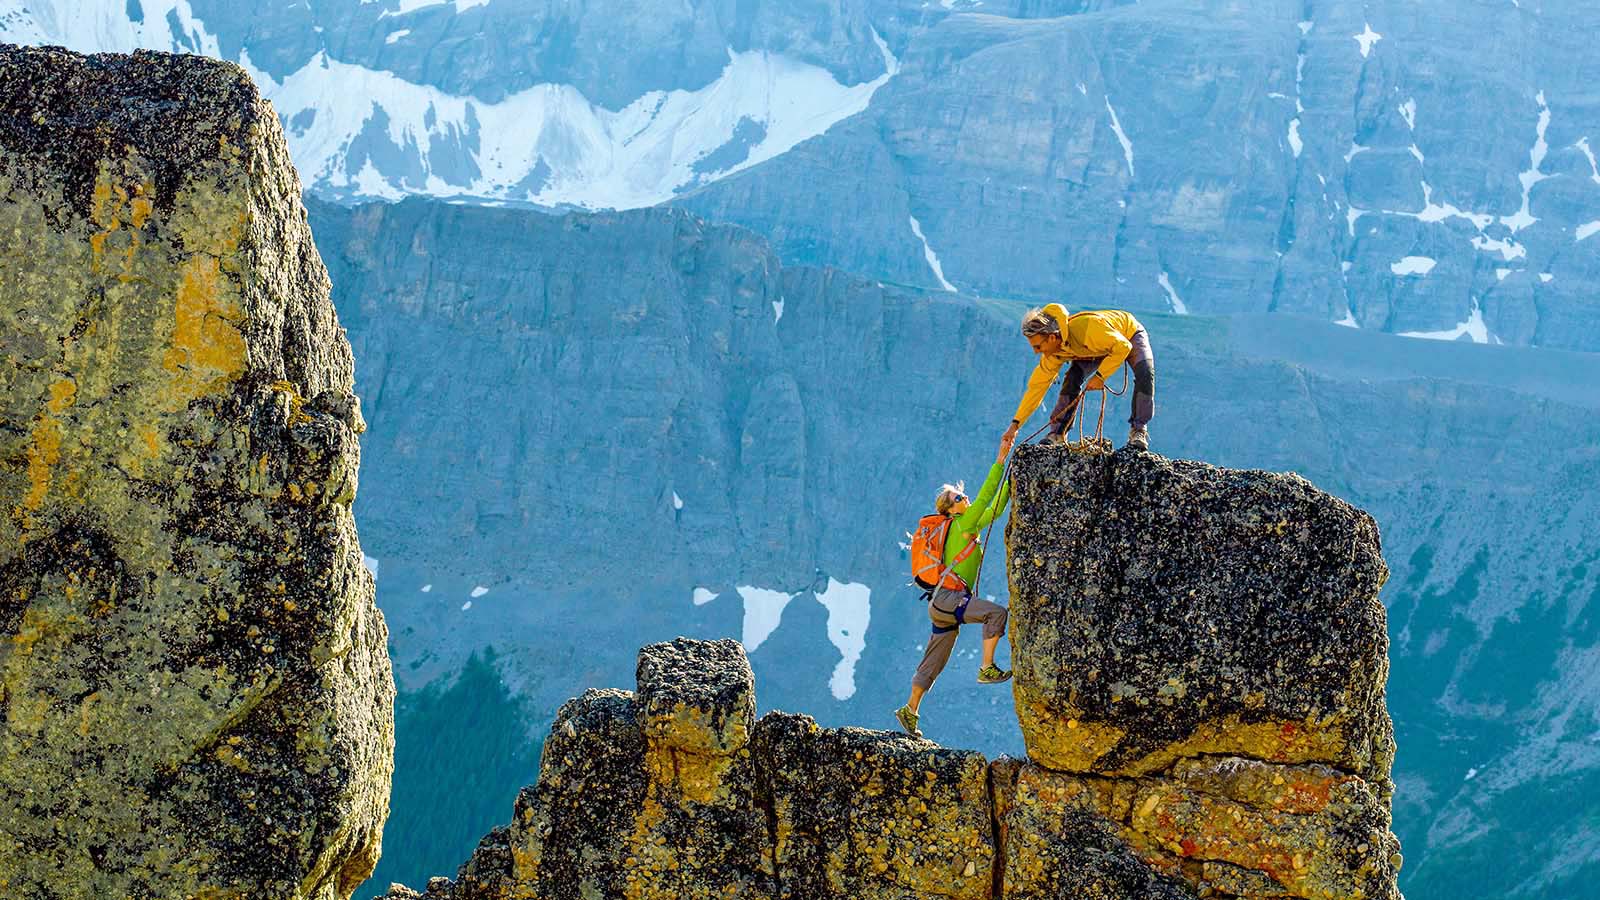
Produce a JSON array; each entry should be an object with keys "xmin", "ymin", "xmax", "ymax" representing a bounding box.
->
[{"xmin": 1012, "ymin": 304, "xmax": 1144, "ymax": 424}]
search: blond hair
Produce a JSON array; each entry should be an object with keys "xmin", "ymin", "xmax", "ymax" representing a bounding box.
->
[
  {"xmin": 1021, "ymin": 307, "xmax": 1062, "ymax": 337},
  {"xmin": 934, "ymin": 481, "xmax": 967, "ymax": 515}
]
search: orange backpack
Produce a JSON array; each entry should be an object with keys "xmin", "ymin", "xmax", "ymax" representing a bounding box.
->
[{"xmin": 910, "ymin": 514, "xmax": 977, "ymax": 592}]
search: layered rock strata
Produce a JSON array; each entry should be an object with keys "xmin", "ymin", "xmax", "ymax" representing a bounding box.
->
[
  {"xmin": 0, "ymin": 46, "xmax": 393, "ymax": 899},
  {"xmin": 386, "ymin": 446, "xmax": 1401, "ymax": 900}
]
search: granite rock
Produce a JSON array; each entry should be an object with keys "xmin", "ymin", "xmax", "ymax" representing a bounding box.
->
[{"xmin": 0, "ymin": 45, "xmax": 393, "ymax": 900}]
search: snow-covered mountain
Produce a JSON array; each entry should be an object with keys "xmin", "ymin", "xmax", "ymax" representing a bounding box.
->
[{"xmin": 0, "ymin": 0, "xmax": 900, "ymax": 207}]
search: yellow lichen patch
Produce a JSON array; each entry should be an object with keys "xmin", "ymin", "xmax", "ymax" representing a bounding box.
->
[
  {"xmin": 161, "ymin": 254, "xmax": 246, "ymax": 403},
  {"xmin": 271, "ymin": 381, "xmax": 313, "ymax": 426},
  {"xmin": 1102, "ymin": 714, "xmax": 1356, "ymax": 779},
  {"xmin": 14, "ymin": 377, "xmax": 79, "ymax": 521},
  {"xmin": 1015, "ymin": 686, "xmax": 1125, "ymax": 771}
]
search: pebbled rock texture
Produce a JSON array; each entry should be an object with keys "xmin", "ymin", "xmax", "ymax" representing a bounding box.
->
[
  {"xmin": 1001, "ymin": 443, "xmax": 1400, "ymax": 899},
  {"xmin": 382, "ymin": 639, "xmax": 994, "ymax": 900},
  {"xmin": 0, "ymin": 45, "xmax": 393, "ymax": 900},
  {"xmin": 1005, "ymin": 443, "xmax": 1394, "ymax": 784}
]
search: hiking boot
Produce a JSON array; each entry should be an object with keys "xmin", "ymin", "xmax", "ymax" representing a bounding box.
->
[
  {"xmin": 895, "ymin": 705, "xmax": 923, "ymax": 738},
  {"xmin": 1125, "ymin": 425, "xmax": 1149, "ymax": 451},
  {"xmin": 977, "ymin": 664, "xmax": 1012, "ymax": 684}
]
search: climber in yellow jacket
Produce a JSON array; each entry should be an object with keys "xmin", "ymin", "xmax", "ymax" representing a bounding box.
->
[{"xmin": 1000, "ymin": 303, "xmax": 1155, "ymax": 451}]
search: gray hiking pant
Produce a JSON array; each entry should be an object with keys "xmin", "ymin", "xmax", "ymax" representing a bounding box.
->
[
  {"xmin": 912, "ymin": 585, "xmax": 1009, "ymax": 690},
  {"xmin": 1049, "ymin": 329, "xmax": 1155, "ymax": 433}
]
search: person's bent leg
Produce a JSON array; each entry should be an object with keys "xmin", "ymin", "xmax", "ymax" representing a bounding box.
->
[
  {"xmin": 1127, "ymin": 331, "xmax": 1155, "ymax": 428},
  {"xmin": 961, "ymin": 597, "xmax": 1011, "ymax": 678}
]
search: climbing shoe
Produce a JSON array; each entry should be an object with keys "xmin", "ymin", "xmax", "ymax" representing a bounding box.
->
[
  {"xmin": 977, "ymin": 664, "xmax": 1013, "ymax": 684},
  {"xmin": 1125, "ymin": 425, "xmax": 1150, "ymax": 452},
  {"xmin": 895, "ymin": 705, "xmax": 923, "ymax": 738}
]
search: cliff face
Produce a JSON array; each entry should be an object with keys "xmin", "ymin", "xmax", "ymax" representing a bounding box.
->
[
  {"xmin": 0, "ymin": 46, "xmax": 393, "ymax": 899},
  {"xmin": 380, "ymin": 448, "xmax": 1401, "ymax": 900}
]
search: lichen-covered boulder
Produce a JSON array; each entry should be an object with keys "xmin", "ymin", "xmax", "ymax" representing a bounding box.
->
[
  {"xmin": 399, "ymin": 639, "xmax": 775, "ymax": 900},
  {"xmin": 1002, "ymin": 444, "xmax": 1401, "ymax": 900},
  {"xmin": 0, "ymin": 46, "xmax": 393, "ymax": 900},
  {"xmin": 753, "ymin": 713, "xmax": 994, "ymax": 900},
  {"xmin": 1005, "ymin": 444, "xmax": 1394, "ymax": 784}
]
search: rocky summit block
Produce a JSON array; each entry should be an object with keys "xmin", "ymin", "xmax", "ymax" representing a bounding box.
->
[
  {"xmin": 1005, "ymin": 444, "xmax": 1394, "ymax": 784},
  {"xmin": 0, "ymin": 46, "xmax": 392, "ymax": 900},
  {"xmin": 1003, "ymin": 444, "xmax": 1400, "ymax": 900}
]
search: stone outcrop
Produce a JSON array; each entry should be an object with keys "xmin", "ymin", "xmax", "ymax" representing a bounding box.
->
[
  {"xmin": 1000, "ymin": 445, "xmax": 1400, "ymax": 900},
  {"xmin": 383, "ymin": 445, "xmax": 1401, "ymax": 900},
  {"xmin": 0, "ymin": 46, "xmax": 393, "ymax": 899},
  {"xmin": 383, "ymin": 637, "xmax": 993, "ymax": 900}
]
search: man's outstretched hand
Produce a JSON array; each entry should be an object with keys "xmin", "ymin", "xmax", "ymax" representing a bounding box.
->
[
  {"xmin": 997, "ymin": 431, "xmax": 1016, "ymax": 462},
  {"xmin": 1085, "ymin": 373, "xmax": 1107, "ymax": 391}
]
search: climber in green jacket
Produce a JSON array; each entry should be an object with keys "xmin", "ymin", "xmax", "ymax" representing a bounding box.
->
[{"xmin": 896, "ymin": 432, "xmax": 1015, "ymax": 739}]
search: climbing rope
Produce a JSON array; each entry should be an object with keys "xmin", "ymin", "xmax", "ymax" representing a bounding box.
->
[{"xmin": 968, "ymin": 362, "xmax": 1131, "ymax": 595}]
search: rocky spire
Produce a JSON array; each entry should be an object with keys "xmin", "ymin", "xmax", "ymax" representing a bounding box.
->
[{"xmin": 0, "ymin": 45, "xmax": 393, "ymax": 900}]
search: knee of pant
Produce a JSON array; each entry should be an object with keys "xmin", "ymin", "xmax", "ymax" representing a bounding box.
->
[
  {"xmin": 991, "ymin": 606, "xmax": 1009, "ymax": 634},
  {"xmin": 1134, "ymin": 360, "xmax": 1155, "ymax": 388}
]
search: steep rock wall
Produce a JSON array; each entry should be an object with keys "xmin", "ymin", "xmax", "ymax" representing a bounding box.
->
[{"xmin": 0, "ymin": 45, "xmax": 393, "ymax": 900}]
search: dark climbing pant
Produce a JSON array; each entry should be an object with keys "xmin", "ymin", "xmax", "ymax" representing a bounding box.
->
[
  {"xmin": 912, "ymin": 585, "xmax": 1009, "ymax": 690},
  {"xmin": 1049, "ymin": 329, "xmax": 1155, "ymax": 434}
]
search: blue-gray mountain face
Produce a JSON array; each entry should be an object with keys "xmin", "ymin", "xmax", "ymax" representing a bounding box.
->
[
  {"xmin": 6, "ymin": 0, "xmax": 1596, "ymax": 344},
  {"xmin": 308, "ymin": 197, "xmax": 1600, "ymax": 900}
]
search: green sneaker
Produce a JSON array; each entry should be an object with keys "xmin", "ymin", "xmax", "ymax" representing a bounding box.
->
[
  {"xmin": 977, "ymin": 664, "xmax": 1013, "ymax": 684},
  {"xmin": 895, "ymin": 705, "xmax": 923, "ymax": 738}
]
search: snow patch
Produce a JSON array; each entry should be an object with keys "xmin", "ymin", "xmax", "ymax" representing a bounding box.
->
[
  {"xmin": 1502, "ymin": 91, "xmax": 1551, "ymax": 232},
  {"xmin": 1400, "ymin": 302, "xmax": 1492, "ymax": 344},
  {"xmin": 1496, "ymin": 268, "xmax": 1512, "ymax": 280},
  {"xmin": 1345, "ymin": 143, "xmax": 1368, "ymax": 163},
  {"xmin": 1577, "ymin": 221, "xmax": 1600, "ymax": 242},
  {"xmin": 672, "ymin": 491, "xmax": 684, "ymax": 510},
  {"xmin": 1409, "ymin": 144, "xmax": 1425, "ymax": 163},
  {"xmin": 1390, "ymin": 256, "xmax": 1437, "ymax": 276},
  {"xmin": 736, "ymin": 585, "xmax": 795, "ymax": 651},
  {"xmin": 470, "ymin": 585, "xmax": 489, "ymax": 598},
  {"xmin": 1539, "ymin": 272, "xmax": 1554, "ymax": 282},
  {"xmin": 1298, "ymin": 20, "xmax": 1315, "ymax": 35},
  {"xmin": 813, "ymin": 578, "xmax": 871, "ymax": 701},
  {"xmin": 908, "ymin": 214, "xmax": 956, "ymax": 292},
  {"xmin": 1577, "ymin": 138, "xmax": 1600, "ymax": 186},
  {"xmin": 1346, "ymin": 206, "xmax": 1367, "ymax": 236},
  {"xmin": 1335, "ymin": 310, "xmax": 1359, "ymax": 328},
  {"xmin": 461, "ymin": 601, "xmax": 472, "ymax": 611},
  {"xmin": 1288, "ymin": 119, "xmax": 1303, "ymax": 157},
  {"xmin": 1157, "ymin": 272, "xmax": 1188, "ymax": 314},
  {"xmin": 362, "ymin": 553, "xmax": 380, "ymax": 577},
  {"xmin": 1465, "ymin": 767, "xmax": 1479, "ymax": 781},
  {"xmin": 1104, "ymin": 98, "xmax": 1135, "ymax": 178},
  {"xmin": 1471, "ymin": 234, "xmax": 1527, "ymax": 261},
  {"xmin": 692, "ymin": 587, "xmax": 719, "ymax": 606},
  {"xmin": 772, "ymin": 297, "xmax": 784, "ymax": 323},
  {"xmin": 1076, "ymin": 82, "xmax": 1088, "ymax": 95},
  {"xmin": 1353, "ymin": 23, "xmax": 1383, "ymax": 58},
  {"xmin": 385, "ymin": 29, "xmax": 409, "ymax": 44},
  {"xmin": 1399, "ymin": 98, "xmax": 1417, "ymax": 130}
]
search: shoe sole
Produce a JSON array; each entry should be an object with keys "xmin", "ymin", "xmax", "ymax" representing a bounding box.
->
[{"xmin": 977, "ymin": 674, "xmax": 1013, "ymax": 684}]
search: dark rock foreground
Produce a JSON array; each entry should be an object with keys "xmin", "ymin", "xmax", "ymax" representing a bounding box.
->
[{"xmin": 0, "ymin": 45, "xmax": 393, "ymax": 900}]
